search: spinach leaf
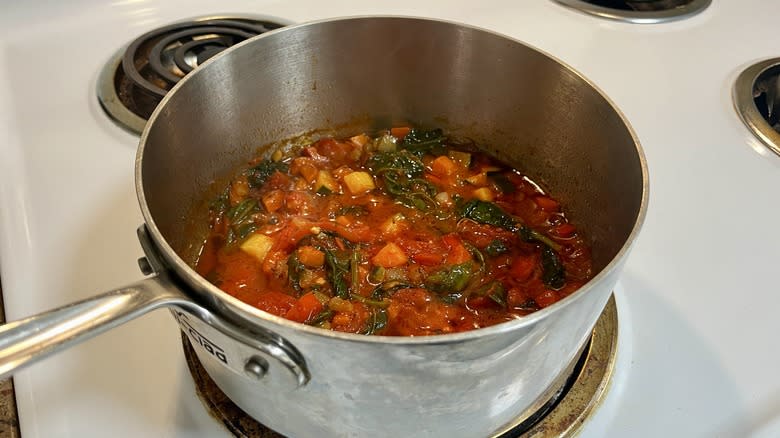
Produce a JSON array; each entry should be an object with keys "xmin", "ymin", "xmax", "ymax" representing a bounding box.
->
[
  {"xmin": 336, "ymin": 205, "xmax": 367, "ymax": 217},
  {"xmin": 540, "ymin": 246, "xmax": 566, "ymax": 290},
  {"xmin": 306, "ymin": 309, "xmax": 334, "ymax": 326},
  {"xmin": 458, "ymin": 199, "xmax": 565, "ymax": 288},
  {"xmin": 367, "ymin": 150, "xmax": 424, "ymax": 178},
  {"xmin": 245, "ymin": 159, "xmax": 289, "ymax": 188},
  {"xmin": 225, "ymin": 199, "xmax": 259, "ymax": 245},
  {"xmin": 518, "ymin": 226, "xmax": 562, "ymax": 252},
  {"xmin": 426, "ymin": 262, "xmax": 474, "ymax": 293},
  {"xmin": 485, "ymin": 239, "xmax": 509, "ymax": 256},
  {"xmin": 400, "ymin": 128, "xmax": 446, "ymax": 156},
  {"xmin": 361, "ymin": 309, "xmax": 388, "ymax": 335},
  {"xmin": 458, "ymin": 200, "xmax": 517, "ymax": 232},
  {"xmin": 287, "ymin": 252, "xmax": 305, "ymax": 293},
  {"xmin": 487, "ymin": 172, "xmax": 516, "ymax": 194},
  {"xmin": 323, "ymin": 248, "xmax": 351, "ymax": 299},
  {"xmin": 371, "ymin": 280, "xmax": 413, "ymax": 300},
  {"xmin": 367, "ymin": 150, "xmax": 438, "ymax": 211}
]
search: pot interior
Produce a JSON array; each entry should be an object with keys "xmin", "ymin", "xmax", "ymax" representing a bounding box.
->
[{"xmin": 139, "ymin": 16, "xmax": 644, "ymax": 284}]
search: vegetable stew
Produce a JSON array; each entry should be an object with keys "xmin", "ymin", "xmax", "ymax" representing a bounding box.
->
[{"xmin": 196, "ymin": 127, "xmax": 592, "ymax": 336}]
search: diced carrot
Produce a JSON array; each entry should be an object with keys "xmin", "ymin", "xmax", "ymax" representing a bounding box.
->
[
  {"xmin": 424, "ymin": 173, "xmax": 444, "ymax": 186},
  {"xmin": 412, "ymin": 252, "xmax": 443, "ymax": 266},
  {"xmin": 431, "ymin": 155, "xmax": 458, "ymax": 177},
  {"xmin": 552, "ymin": 223, "xmax": 576, "ymax": 238},
  {"xmin": 534, "ymin": 196, "xmax": 560, "ymax": 211},
  {"xmin": 390, "ymin": 126, "xmax": 411, "ymax": 139},
  {"xmin": 285, "ymin": 292, "xmax": 324, "ymax": 323},
  {"xmin": 262, "ymin": 189, "xmax": 285, "ymax": 213},
  {"xmin": 297, "ymin": 246, "xmax": 325, "ymax": 267},
  {"xmin": 372, "ymin": 242, "xmax": 409, "ymax": 268},
  {"xmin": 290, "ymin": 157, "xmax": 318, "ymax": 183},
  {"xmin": 442, "ymin": 234, "xmax": 471, "ymax": 265},
  {"xmin": 510, "ymin": 256, "xmax": 536, "ymax": 280}
]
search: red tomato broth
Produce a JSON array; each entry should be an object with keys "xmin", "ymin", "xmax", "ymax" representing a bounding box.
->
[{"xmin": 196, "ymin": 127, "xmax": 593, "ymax": 336}]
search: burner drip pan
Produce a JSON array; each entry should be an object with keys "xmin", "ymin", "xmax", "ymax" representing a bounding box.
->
[
  {"xmin": 182, "ymin": 295, "xmax": 619, "ymax": 437},
  {"xmin": 97, "ymin": 15, "xmax": 287, "ymax": 135},
  {"xmin": 733, "ymin": 58, "xmax": 780, "ymax": 158},
  {"xmin": 553, "ymin": 0, "xmax": 710, "ymax": 23}
]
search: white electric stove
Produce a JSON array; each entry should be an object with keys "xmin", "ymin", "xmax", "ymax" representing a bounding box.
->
[{"xmin": 1, "ymin": 1, "xmax": 780, "ymax": 437}]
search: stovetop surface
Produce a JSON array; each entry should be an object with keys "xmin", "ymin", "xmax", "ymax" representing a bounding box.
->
[{"xmin": 1, "ymin": 1, "xmax": 780, "ymax": 437}]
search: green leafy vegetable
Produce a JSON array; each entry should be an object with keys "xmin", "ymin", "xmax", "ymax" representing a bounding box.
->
[
  {"xmin": 367, "ymin": 150, "xmax": 439, "ymax": 212},
  {"xmin": 540, "ymin": 246, "xmax": 566, "ymax": 290},
  {"xmin": 245, "ymin": 159, "xmax": 289, "ymax": 188},
  {"xmin": 225, "ymin": 198, "xmax": 259, "ymax": 245},
  {"xmin": 324, "ymin": 248, "xmax": 351, "ymax": 299},
  {"xmin": 458, "ymin": 200, "xmax": 517, "ymax": 231},
  {"xmin": 488, "ymin": 172, "xmax": 516, "ymax": 194},
  {"xmin": 287, "ymin": 253, "xmax": 305, "ymax": 293},
  {"xmin": 336, "ymin": 205, "xmax": 367, "ymax": 217},
  {"xmin": 371, "ymin": 280, "xmax": 412, "ymax": 300},
  {"xmin": 485, "ymin": 239, "xmax": 509, "ymax": 256},
  {"xmin": 306, "ymin": 309, "xmax": 334, "ymax": 326},
  {"xmin": 400, "ymin": 128, "xmax": 446, "ymax": 156},
  {"xmin": 361, "ymin": 309, "xmax": 388, "ymax": 335},
  {"xmin": 458, "ymin": 199, "xmax": 565, "ymax": 288},
  {"xmin": 426, "ymin": 263, "xmax": 474, "ymax": 293}
]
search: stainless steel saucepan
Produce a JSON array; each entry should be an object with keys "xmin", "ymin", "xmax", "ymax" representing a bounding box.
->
[{"xmin": 0, "ymin": 16, "xmax": 648, "ymax": 437}]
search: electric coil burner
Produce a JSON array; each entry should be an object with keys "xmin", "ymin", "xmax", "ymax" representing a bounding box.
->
[
  {"xmin": 553, "ymin": 0, "xmax": 710, "ymax": 23},
  {"xmin": 182, "ymin": 297, "xmax": 618, "ymax": 438},
  {"xmin": 97, "ymin": 16, "xmax": 287, "ymax": 134},
  {"xmin": 733, "ymin": 58, "xmax": 780, "ymax": 158}
]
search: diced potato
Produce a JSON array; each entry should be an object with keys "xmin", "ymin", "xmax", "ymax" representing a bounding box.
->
[
  {"xmin": 298, "ymin": 245, "xmax": 325, "ymax": 267},
  {"xmin": 431, "ymin": 155, "xmax": 458, "ymax": 177},
  {"xmin": 465, "ymin": 172, "xmax": 488, "ymax": 186},
  {"xmin": 472, "ymin": 187, "xmax": 495, "ymax": 202},
  {"xmin": 350, "ymin": 133, "xmax": 370, "ymax": 147},
  {"xmin": 372, "ymin": 242, "xmax": 408, "ymax": 268},
  {"xmin": 434, "ymin": 192, "xmax": 452, "ymax": 207},
  {"xmin": 315, "ymin": 169, "xmax": 339, "ymax": 195},
  {"xmin": 380, "ymin": 213, "xmax": 407, "ymax": 236},
  {"xmin": 343, "ymin": 171, "xmax": 376, "ymax": 194},
  {"xmin": 375, "ymin": 134, "xmax": 397, "ymax": 152},
  {"xmin": 240, "ymin": 233, "xmax": 274, "ymax": 262},
  {"xmin": 228, "ymin": 177, "xmax": 249, "ymax": 206},
  {"xmin": 335, "ymin": 215, "xmax": 352, "ymax": 226},
  {"xmin": 448, "ymin": 150, "xmax": 471, "ymax": 167},
  {"xmin": 328, "ymin": 296, "xmax": 354, "ymax": 312}
]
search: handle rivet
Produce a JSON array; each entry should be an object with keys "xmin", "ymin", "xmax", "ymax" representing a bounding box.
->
[
  {"xmin": 244, "ymin": 356, "xmax": 269, "ymax": 380},
  {"xmin": 137, "ymin": 257, "xmax": 153, "ymax": 275}
]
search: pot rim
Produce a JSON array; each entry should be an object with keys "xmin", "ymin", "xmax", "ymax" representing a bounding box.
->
[{"xmin": 135, "ymin": 15, "xmax": 649, "ymax": 345}]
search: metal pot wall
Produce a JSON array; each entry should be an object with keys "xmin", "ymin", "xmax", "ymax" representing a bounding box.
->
[{"xmin": 0, "ymin": 16, "xmax": 647, "ymax": 438}]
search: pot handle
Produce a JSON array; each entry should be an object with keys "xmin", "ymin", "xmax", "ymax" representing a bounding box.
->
[
  {"xmin": 0, "ymin": 273, "xmax": 310, "ymax": 386},
  {"xmin": 0, "ymin": 274, "xmax": 183, "ymax": 379}
]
